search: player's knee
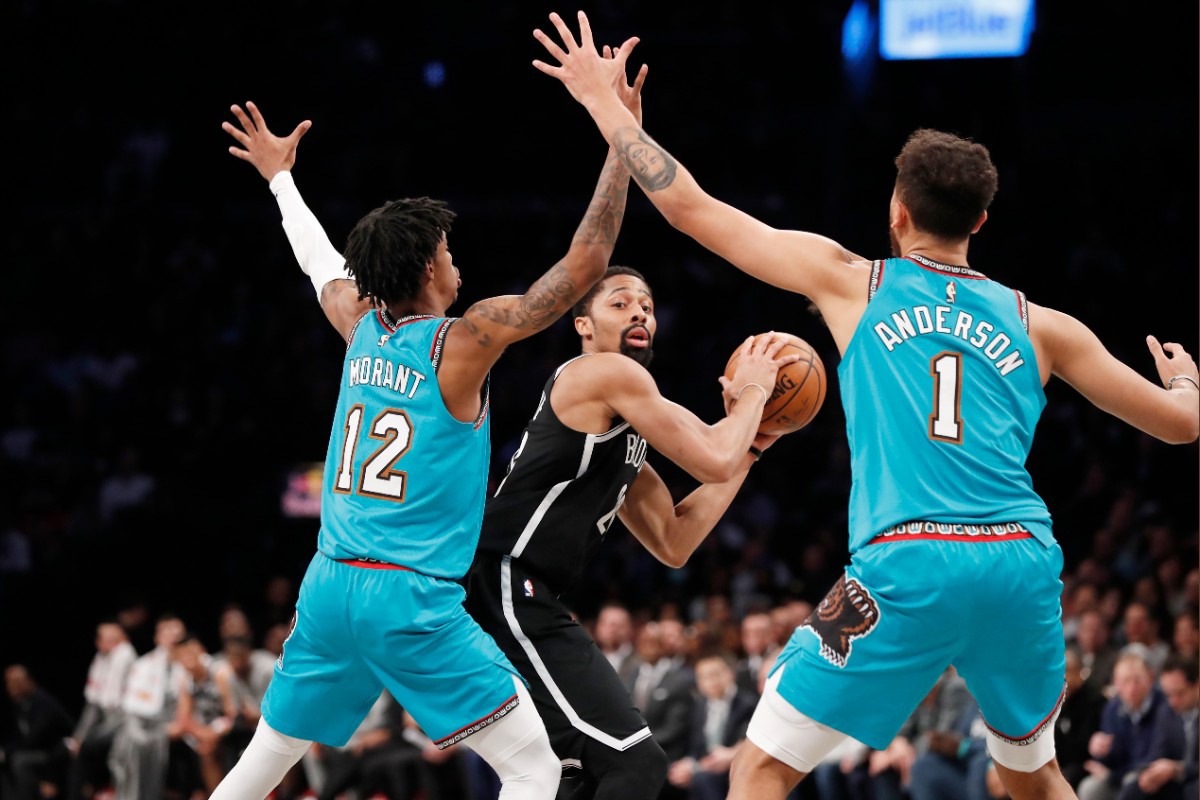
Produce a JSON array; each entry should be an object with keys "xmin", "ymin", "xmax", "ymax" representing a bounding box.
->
[
  {"xmin": 504, "ymin": 734, "xmax": 561, "ymax": 798},
  {"xmin": 619, "ymin": 737, "xmax": 667, "ymax": 786}
]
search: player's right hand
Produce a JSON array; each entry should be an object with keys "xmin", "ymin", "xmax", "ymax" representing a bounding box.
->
[{"xmin": 222, "ymin": 101, "xmax": 312, "ymax": 183}]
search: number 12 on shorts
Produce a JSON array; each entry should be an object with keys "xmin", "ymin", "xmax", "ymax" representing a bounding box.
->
[
  {"xmin": 334, "ymin": 404, "xmax": 414, "ymax": 501},
  {"xmin": 929, "ymin": 351, "xmax": 963, "ymax": 444}
]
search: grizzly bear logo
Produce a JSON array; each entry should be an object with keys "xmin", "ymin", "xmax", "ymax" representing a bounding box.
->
[{"xmin": 802, "ymin": 575, "xmax": 880, "ymax": 668}]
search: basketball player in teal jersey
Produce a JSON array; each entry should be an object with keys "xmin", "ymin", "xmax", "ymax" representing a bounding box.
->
[
  {"xmin": 211, "ymin": 42, "xmax": 645, "ymax": 800},
  {"xmin": 532, "ymin": 11, "xmax": 1200, "ymax": 800}
]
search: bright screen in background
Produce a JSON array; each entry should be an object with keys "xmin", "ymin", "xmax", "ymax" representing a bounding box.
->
[{"xmin": 880, "ymin": 0, "xmax": 1034, "ymax": 60}]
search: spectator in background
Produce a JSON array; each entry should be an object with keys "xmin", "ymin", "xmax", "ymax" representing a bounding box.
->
[
  {"xmin": 866, "ymin": 668, "xmax": 973, "ymax": 800},
  {"xmin": 172, "ymin": 635, "xmax": 230, "ymax": 797},
  {"xmin": 1172, "ymin": 610, "xmax": 1198, "ymax": 662},
  {"xmin": 1076, "ymin": 609, "xmax": 1120, "ymax": 695},
  {"xmin": 108, "ymin": 613, "xmax": 186, "ymax": 800},
  {"xmin": 734, "ymin": 612, "xmax": 777, "ymax": 695},
  {"xmin": 1079, "ymin": 648, "xmax": 1184, "ymax": 800},
  {"xmin": 0, "ymin": 664, "xmax": 75, "ymax": 800},
  {"xmin": 631, "ymin": 622, "xmax": 695, "ymax": 768},
  {"xmin": 667, "ymin": 653, "xmax": 757, "ymax": 800},
  {"xmin": 213, "ymin": 635, "xmax": 273, "ymax": 771},
  {"xmin": 1057, "ymin": 644, "xmax": 1109, "ymax": 790},
  {"xmin": 595, "ymin": 603, "xmax": 642, "ymax": 691},
  {"xmin": 907, "ymin": 698, "xmax": 992, "ymax": 800},
  {"xmin": 1126, "ymin": 656, "xmax": 1198, "ymax": 800},
  {"xmin": 67, "ymin": 621, "xmax": 138, "ymax": 800},
  {"xmin": 1120, "ymin": 603, "xmax": 1171, "ymax": 674}
]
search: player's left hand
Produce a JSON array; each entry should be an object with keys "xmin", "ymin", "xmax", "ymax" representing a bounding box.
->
[
  {"xmin": 533, "ymin": 11, "xmax": 640, "ymax": 110},
  {"xmin": 222, "ymin": 101, "xmax": 311, "ymax": 183},
  {"xmin": 602, "ymin": 43, "xmax": 648, "ymax": 126}
]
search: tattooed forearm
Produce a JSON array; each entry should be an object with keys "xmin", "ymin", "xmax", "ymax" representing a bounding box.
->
[
  {"xmin": 573, "ymin": 149, "xmax": 630, "ymax": 246},
  {"xmin": 611, "ymin": 127, "xmax": 678, "ymax": 192},
  {"xmin": 462, "ymin": 261, "xmax": 576, "ymax": 345}
]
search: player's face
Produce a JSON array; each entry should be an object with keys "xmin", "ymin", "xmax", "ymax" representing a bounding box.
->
[{"xmin": 585, "ymin": 275, "xmax": 656, "ymax": 367}]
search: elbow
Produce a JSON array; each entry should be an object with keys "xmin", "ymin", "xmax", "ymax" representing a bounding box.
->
[
  {"xmin": 693, "ymin": 457, "xmax": 738, "ymax": 485},
  {"xmin": 662, "ymin": 552, "xmax": 688, "ymax": 569}
]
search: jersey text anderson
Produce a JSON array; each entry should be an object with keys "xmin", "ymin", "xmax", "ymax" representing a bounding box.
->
[{"xmin": 872, "ymin": 304, "xmax": 1026, "ymax": 376}]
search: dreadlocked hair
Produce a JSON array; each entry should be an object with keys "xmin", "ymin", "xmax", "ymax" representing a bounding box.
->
[
  {"xmin": 894, "ymin": 129, "xmax": 997, "ymax": 239},
  {"xmin": 343, "ymin": 197, "xmax": 456, "ymax": 305},
  {"xmin": 572, "ymin": 265, "xmax": 650, "ymax": 319}
]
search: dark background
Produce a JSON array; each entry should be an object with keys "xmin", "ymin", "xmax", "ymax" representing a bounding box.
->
[{"xmin": 2, "ymin": 1, "xmax": 1197, "ymax": 712}]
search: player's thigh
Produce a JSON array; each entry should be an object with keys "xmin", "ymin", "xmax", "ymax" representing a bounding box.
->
[
  {"xmin": 356, "ymin": 567, "xmax": 526, "ymax": 749},
  {"xmin": 262, "ymin": 554, "xmax": 382, "ymax": 744},
  {"xmin": 468, "ymin": 555, "xmax": 651, "ymax": 761},
  {"xmin": 954, "ymin": 537, "xmax": 1065, "ymax": 770},
  {"xmin": 767, "ymin": 547, "xmax": 959, "ymax": 751}
]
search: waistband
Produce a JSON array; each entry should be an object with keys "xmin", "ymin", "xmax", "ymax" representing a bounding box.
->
[
  {"xmin": 335, "ymin": 557, "xmax": 413, "ymax": 571},
  {"xmin": 868, "ymin": 521, "xmax": 1032, "ymax": 546}
]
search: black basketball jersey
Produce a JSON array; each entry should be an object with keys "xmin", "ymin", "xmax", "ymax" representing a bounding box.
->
[{"xmin": 478, "ymin": 355, "xmax": 647, "ymax": 596}]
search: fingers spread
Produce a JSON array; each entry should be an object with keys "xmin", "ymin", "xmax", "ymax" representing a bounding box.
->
[
  {"xmin": 230, "ymin": 104, "xmax": 255, "ymax": 134},
  {"xmin": 547, "ymin": 12, "xmax": 578, "ymax": 51},
  {"xmin": 246, "ymin": 101, "xmax": 270, "ymax": 135},
  {"xmin": 533, "ymin": 28, "xmax": 569, "ymax": 65},
  {"xmin": 221, "ymin": 121, "xmax": 251, "ymax": 147}
]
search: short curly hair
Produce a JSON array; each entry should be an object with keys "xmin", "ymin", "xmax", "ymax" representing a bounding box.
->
[
  {"xmin": 342, "ymin": 197, "xmax": 456, "ymax": 305},
  {"xmin": 894, "ymin": 129, "xmax": 998, "ymax": 239},
  {"xmin": 572, "ymin": 266, "xmax": 650, "ymax": 319}
]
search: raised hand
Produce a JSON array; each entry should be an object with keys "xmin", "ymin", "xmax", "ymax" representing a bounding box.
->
[
  {"xmin": 602, "ymin": 43, "xmax": 648, "ymax": 126},
  {"xmin": 222, "ymin": 101, "xmax": 311, "ymax": 183},
  {"xmin": 533, "ymin": 11, "xmax": 639, "ymax": 112}
]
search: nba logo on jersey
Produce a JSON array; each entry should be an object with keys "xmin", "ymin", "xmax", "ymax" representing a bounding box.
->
[
  {"xmin": 523, "ymin": 579, "xmax": 534, "ymax": 598},
  {"xmin": 945, "ymin": 281, "xmax": 957, "ymax": 304}
]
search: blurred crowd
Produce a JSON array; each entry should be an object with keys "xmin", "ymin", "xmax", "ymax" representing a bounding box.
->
[
  {"xmin": 2, "ymin": 573, "xmax": 1197, "ymax": 800},
  {"xmin": 3, "ymin": 2, "xmax": 1197, "ymax": 799}
]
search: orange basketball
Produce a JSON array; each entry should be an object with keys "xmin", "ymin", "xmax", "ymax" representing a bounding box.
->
[{"xmin": 724, "ymin": 332, "xmax": 827, "ymax": 435}]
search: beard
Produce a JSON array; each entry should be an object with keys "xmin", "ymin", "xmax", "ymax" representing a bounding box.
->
[{"xmin": 619, "ymin": 324, "xmax": 655, "ymax": 368}]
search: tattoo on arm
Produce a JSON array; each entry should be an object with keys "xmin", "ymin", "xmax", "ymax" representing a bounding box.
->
[
  {"xmin": 612, "ymin": 127, "xmax": 678, "ymax": 192},
  {"xmin": 573, "ymin": 149, "xmax": 630, "ymax": 246},
  {"xmin": 460, "ymin": 150, "xmax": 635, "ymax": 348}
]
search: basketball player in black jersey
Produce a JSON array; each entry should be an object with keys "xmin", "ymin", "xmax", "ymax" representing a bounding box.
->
[{"xmin": 465, "ymin": 266, "xmax": 796, "ymax": 800}]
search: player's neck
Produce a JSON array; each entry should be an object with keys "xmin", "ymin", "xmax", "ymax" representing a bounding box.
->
[
  {"xmin": 385, "ymin": 298, "xmax": 445, "ymax": 319},
  {"xmin": 903, "ymin": 244, "xmax": 970, "ymax": 268}
]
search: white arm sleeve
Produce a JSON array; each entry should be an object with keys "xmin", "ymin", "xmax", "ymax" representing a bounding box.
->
[{"xmin": 268, "ymin": 170, "xmax": 353, "ymax": 298}]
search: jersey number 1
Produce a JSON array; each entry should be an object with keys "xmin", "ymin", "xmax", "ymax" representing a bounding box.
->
[
  {"xmin": 334, "ymin": 405, "xmax": 413, "ymax": 501},
  {"xmin": 929, "ymin": 352, "xmax": 963, "ymax": 444}
]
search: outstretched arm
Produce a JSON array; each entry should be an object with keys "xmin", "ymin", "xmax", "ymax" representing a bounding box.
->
[
  {"xmin": 532, "ymin": 12, "xmax": 869, "ymax": 343},
  {"xmin": 1031, "ymin": 303, "xmax": 1199, "ymax": 444},
  {"xmin": 563, "ymin": 334, "xmax": 797, "ymax": 484},
  {"xmin": 438, "ymin": 36, "xmax": 646, "ymax": 392},
  {"xmin": 222, "ymin": 102, "xmax": 371, "ymax": 340}
]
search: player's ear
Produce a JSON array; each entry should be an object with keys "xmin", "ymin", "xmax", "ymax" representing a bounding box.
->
[
  {"xmin": 890, "ymin": 195, "xmax": 908, "ymax": 230},
  {"xmin": 574, "ymin": 315, "xmax": 593, "ymax": 339},
  {"xmin": 420, "ymin": 259, "xmax": 436, "ymax": 285},
  {"xmin": 971, "ymin": 210, "xmax": 988, "ymax": 234}
]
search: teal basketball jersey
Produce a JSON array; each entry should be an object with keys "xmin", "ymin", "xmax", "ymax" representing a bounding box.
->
[
  {"xmin": 839, "ymin": 255, "xmax": 1052, "ymax": 553},
  {"xmin": 318, "ymin": 311, "xmax": 490, "ymax": 578}
]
